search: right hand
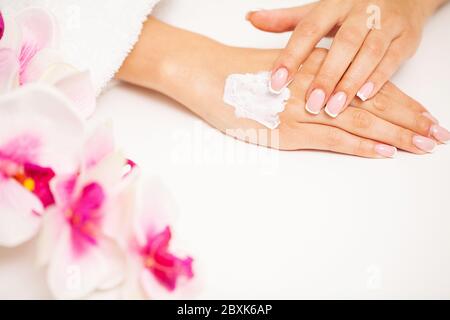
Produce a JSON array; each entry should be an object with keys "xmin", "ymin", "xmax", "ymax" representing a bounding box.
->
[{"xmin": 273, "ymin": 48, "xmax": 448, "ymax": 157}]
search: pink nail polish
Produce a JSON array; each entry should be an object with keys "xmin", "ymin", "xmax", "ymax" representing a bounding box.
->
[
  {"xmin": 270, "ymin": 67, "xmax": 289, "ymax": 94},
  {"xmin": 375, "ymin": 144, "xmax": 397, "ymax": 158},
  {"xmin": 430, "ymin": 125, "xmax": 450, "ymax": 143},
  {"xmin": 325, "ymin": 92, "xmax": 347, "ymax": 118},
  {"xmin": 305, "ymin": 89, "xmax": 326, "ymax": 115},
  {"xmin": 413, "ymin": 135, "xmax": 436, "ymax": 153},
  {"xmin": 423, "ymin": 112, "xmax": 439, "ymax": 124},
  {"xmin": 357, "ymin": 82, "xmax": 374, "ymax": 102}
]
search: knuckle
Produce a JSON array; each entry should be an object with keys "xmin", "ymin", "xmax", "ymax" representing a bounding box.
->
[
  {"xmin": 309, "ymin": 48, "xmax": 328, "ymax": 64},
  {"xmin": 354, "ymin": 139, "xmax": 370, "ymax": 156},
  {"xmin": 324, "ymin": 128, "xmax": 343, "ymax": 148},
  {"xmin": 371, "ymin": 92, "xmax": 389, "ymax": 112},
  {"xmin": 364, "ymin": 37, "xmax": 386, "ymax": 57},
  {"xmin": 375, "ymin": 70, "xmax": 390, "ymax": 85},
  {"xmin": 337, "ymin": 26, "xmax": 363, "ymax": 48},
  {"xmin": 296, "ymin": 20, "xmax": 321, "ymax": 38},
  {"xmin": 280, "ymin": 51, "xmax": 299, "ymax": 69},
  {"xmin": 414, "ymin": 113, "xmax": 432, "ymax": 135},
  {"xmin": 397, "ymin": 129, "xmax": 412, "ymax": 148},
  {"xmin": 351, "ymin": 109, "xmax": 373, "ymax": 129},
  {"xmin": 315, "ymin": 72, "xmax": 336, "ymax": 90},
  {"xmin": 338, "ymin": 77, "xmax": 359, "ymax": 93}
]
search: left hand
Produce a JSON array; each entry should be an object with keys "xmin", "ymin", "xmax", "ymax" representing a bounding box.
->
[{"xmin": 247, "ymin": 0, "xmax": 446, "ymax": 117}]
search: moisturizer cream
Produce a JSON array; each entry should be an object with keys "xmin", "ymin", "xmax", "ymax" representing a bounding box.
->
[{"xmin": 223, "ymin": 71, "xmax": 291, "ymax": 129}]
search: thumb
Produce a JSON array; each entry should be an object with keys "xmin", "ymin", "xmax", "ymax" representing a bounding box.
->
[{"xmin": 246, "ymin": 3, "xmax": 317, "ymax": 33}]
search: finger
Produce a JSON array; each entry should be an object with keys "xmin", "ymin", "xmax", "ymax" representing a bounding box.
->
[
  {"xmin": 246, "ymin": 3, "xmax": 318, "ymax": 33},
  {"xmin": 270, "ymin": 3, "xmax": 344, "ymax": 93},
  {"xmin": 352, "ymin": 82, "xmax": 450, "ymax": 143},
  {"xmin": 305, "ymin": 15, "xmax": 372, "ymax": 116},
  {"xmin": 305, "ymin": 106, "xmax": 437, "ymax": 154},
  {"xmin": 330, "ymin": 30, "xmax": 394, "ymax": 116},
  {"xmin": 281, "ymin": 48, "xmax": 330, "ymax": 123},
  {"xmin": 359, "ymin": 38, "xmax": 411, "ymax": 101},
  {"xmin": 297, "ymin": 123, "xmax": 397, "ymax": 159}
]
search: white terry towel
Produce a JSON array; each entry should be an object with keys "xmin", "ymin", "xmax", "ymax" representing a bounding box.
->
[{"xmin": 0, "ymin": 0, "xmax": 160, "ymax": 94}]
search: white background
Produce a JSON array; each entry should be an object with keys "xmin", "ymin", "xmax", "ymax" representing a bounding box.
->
[{"xmin": 1, "ymin": 0, "xmax": 450, "ymax": 299}]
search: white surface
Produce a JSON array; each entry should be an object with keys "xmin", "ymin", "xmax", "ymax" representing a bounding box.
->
[{"xmin": 1, "ymin": 0, "xmax": 450, "ymax": 299}]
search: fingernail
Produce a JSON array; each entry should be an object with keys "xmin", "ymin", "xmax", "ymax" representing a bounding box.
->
[
  {"xmin": 305, "ymin": 89, "xmax": 326, "ymax": 115},
  {"xmin": 423, "ymin": 112, "xmax": 439, "ymax": 124},
  {"xmin": 413, "ymin": 135, "xmax": 437, "ymax": 153},
  {"xmin": 325, "ymin": 92, "xmax": 347, "ymax": 118},
  {"xmin": 270, "ymin": 67, "xmax": 289, "ymax": 94},
  {"xmin": 357, "ymin": 82, "xmax": 374, "ymax": 102},
  {"xmin": 375, "ymin": 144, "xmax": 397, "ymax": 158},
  {"xmin": 430, "ymin": 125, "xmax": 450, "ymax": 143},
  {"xmin": 246, "ymin": 8, "xmax": 264, "ymax": 20}
]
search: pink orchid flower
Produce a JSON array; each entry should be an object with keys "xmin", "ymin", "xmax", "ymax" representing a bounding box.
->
[
  {"xmin": 0, "ymin": 84, "xmax": 84, "ymax": 247},
  {"xmin": 120, "ymin": 178, "xmax": 195, "ymax": 299},
  {"xmin": 37, "ymin": 125, "xmax": 133, "ymax": 299},
  {"xmin": 0, "ymin": 11, "xmax": 4, "ymax": 40},
  {"xmin": 0, "ymin": 7, "xmax": 95, "ymax": 118}
]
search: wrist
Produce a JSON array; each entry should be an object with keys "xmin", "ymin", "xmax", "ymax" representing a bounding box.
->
[{"xmin": 117, "ymin": 18, "xmax": 227, "ymax": 98}]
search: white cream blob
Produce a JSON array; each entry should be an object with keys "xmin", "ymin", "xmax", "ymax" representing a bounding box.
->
[{"xmin": 223, "ymin": 71, "xmax": 290, "ymax": 129}]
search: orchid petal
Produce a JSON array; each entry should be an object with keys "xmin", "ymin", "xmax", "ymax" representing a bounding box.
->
[
  {"xmin": 16, "ymin": 7, "xmax": 58, "ymax": 51},
  {"xmin": 47, "ymin": 229, "xmax": 125, "ymax": 299},
  {"xmin": 119, "ymin": 257, "xmax": 147, "ymax": 299},
  {"xmin": 0, "ymin": 85, "xmax": 84, "ymax": 174},
  {"xmin": 0, "ymin": 11, "xmax": 4, "ymax": 40},
  {"xmin": 0, "ymin": 9, "xmax": 22, "ymax": 56},
  {"xmin": 0, "ymin": 48, "xmax": 19, "ymax": 93},
  {"xmin": 140, "ymin": 266, "xmax": 197, "ymax": 300},
  {"xmin": 20, "ymin": 48, "xmax": 61, "ymax": 84},
  {"xmin": 83, "ymin": 123, "xmax": 115, "ymax": 169},
  {"xmin": 0, "ymin": 131, "xmax": 40, "ymax": 166},
  {"xmin": 50, "ymin": 174, "xmax": 77, "ymax": 212},
  {"xmin": 36, "ymin": 206, "xmax": 65, "ymax": 266},
  {"xmin": 38, "ymin": 62, "xmax": 77, "ymax": 84},
  {"xmin": 0, "ymin": 178, "xmax": 42, "ymax": 247},
  {"xmin": 102, "ymin": 166, "xmax": 139, "ymax": 247},
  {"xmin": 134, "ymin": 178, "xmax": 179, "ymax": 246},
  {"xmin": 83, "ymin": 152, "xmax": 126, "ymax": 194},
  {"xmin": 54, "ymin": 71, "xmax": 96, "ymax": 119}
]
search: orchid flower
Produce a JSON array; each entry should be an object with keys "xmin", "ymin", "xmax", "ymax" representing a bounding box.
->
[
  {"xmin": 0, "ymin": 7, "xmax": 95, "ymax": 118},
  {"xmin": 0, "ymin": 84, "xmax": 84, "ymax": 247},
  {"xmin": 119, "ymin": 178, "xmax": 195, "ymax": 299},
  {"xmin": 37, "ymin": 124, "xmax": 135, "ymax": 299}
]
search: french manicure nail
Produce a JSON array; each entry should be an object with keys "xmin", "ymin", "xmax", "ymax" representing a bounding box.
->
[
  {"xmin": 430, "ymin": 125, "xmax": 450, "ymax": 143},
  {"xmin": 270, "ymin": 67, "xmax": 289, "ymax": 94},
  {"xmin": 305, "ymin": 89, "xmax": 326, "ymax": 115},
  {"xmin": 325, "ymin": 92, "xmax": 347, "ymax": 118},
  {"xmin": 423, "ymin": 112, "xmax": 439, "ymax": 124},
  {"xmin": 357, "ymin": 82, "xmax": 374, "ymax": 102},
  {"xmin": 246, "ymin": 8, "xmax": 264, "ymax": 20},
  {"xmin": 413, "ymin": 135, "xmax": 436, "ymax": 153},
  {"xmin": 375, "ymin": 144, "xmax": 397, "ymax": 158}
]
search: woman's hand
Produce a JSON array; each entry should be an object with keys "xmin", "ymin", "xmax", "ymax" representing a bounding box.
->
[
  {"xmin": 117, "ymin": 18, "xmax": 449, "ymax": 158},
  {"xmin": 247, "ymin": 0, "xmax": 448, "ymax": 117},
  {"xmin": 280, "ymin": 48, "xmax": 448, "ymax": 156}
]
